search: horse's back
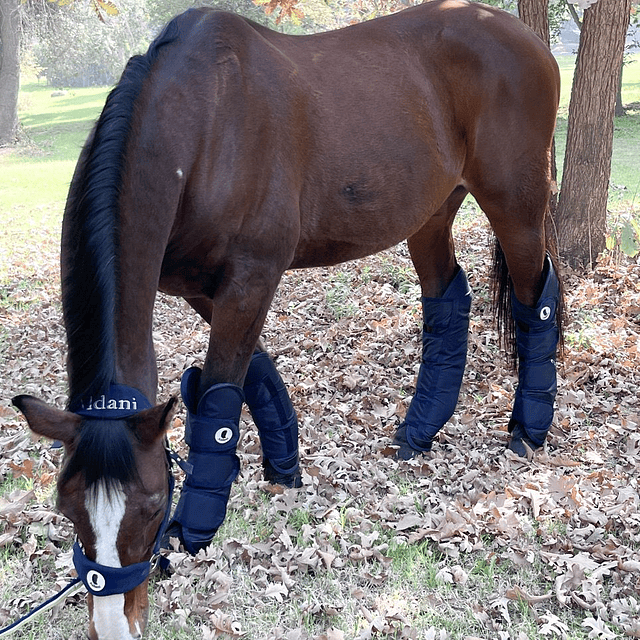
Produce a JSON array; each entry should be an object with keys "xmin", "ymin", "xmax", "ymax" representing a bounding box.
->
[{"xmin": 130, "ymin": 1, "xmax": 559, "ymax": 285}]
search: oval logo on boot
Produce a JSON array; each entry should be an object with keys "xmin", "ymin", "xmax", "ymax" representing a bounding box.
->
[
  {"xmin": 87, "ymin": 570, "xmax": 106, "ymax": 592},
  {"xmin": 214, "ymin": 427, "xmax": 233, "ymax": 445},
  {"xmin": 539, "ymin": 306, "xmax": 551, "ymax": 321}
]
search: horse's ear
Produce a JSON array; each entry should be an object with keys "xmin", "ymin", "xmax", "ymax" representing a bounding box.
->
[
  {"xmin": 12, "ymin": 395, "xmax": 82, "ymax": 445},
  {"xmin": 130, "ymin": 397, "xmax": 177, "ymax": 447}
]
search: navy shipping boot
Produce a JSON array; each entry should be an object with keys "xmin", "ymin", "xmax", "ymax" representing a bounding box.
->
[
  {"xmin": 170, "ymin": 367, "xmax": 244, "ymax": 555},
  {"xmin": 244, "ymin": 351, "xmax": 302, "ymax": 488},
  {"xmin": 507, "ymin": 255, "xmax": 559, "ymax": 457},
  {"xmin": 393, "ymin": 266, "xmax": 472, "ymax": 459}
]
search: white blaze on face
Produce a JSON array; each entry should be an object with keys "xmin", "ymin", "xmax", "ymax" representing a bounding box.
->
[{"xmin": 86, "ymin": 482, "xmax": 139, "ymax": 640}]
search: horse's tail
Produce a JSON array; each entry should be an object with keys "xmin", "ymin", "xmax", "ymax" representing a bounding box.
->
[{"xmin": 491, "ymin": 214, "xmax": 565, "ymax": 368}]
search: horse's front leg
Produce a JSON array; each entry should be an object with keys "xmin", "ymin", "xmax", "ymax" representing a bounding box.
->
[
  {"xmin": 169, "ymin": 255, "xmax": 297, "ymax": 554},
  {"xmin": 185, "ymin": 297, "xmax": 302, "ymax": 485},
  {"xmin": 393, "ymin": 186, "xmax": 472, "ymax": 459}
]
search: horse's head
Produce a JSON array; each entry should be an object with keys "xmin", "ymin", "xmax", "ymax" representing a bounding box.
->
[{"xmin": 12, "ymin": 395, "xmax": 177, "ymax": 640}]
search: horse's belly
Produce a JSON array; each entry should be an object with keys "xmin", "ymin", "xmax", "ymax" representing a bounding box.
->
[
  {"xmin": 290, "ymin": 202, "xmax": 435, "ymax": 269},
  {"xmin": 289, "ymin": 236, "xmax": 400, "ymax": 269},
  {"xmin": 291, "ymin": 167, "xmax": 458, "ymax": 269}
]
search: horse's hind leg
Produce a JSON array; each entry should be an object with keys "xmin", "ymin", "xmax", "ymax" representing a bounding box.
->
[
  {"xmin": 393, "ymin": 186, "xmax": 472, "ymax": 459},
  {"xmin": 507, "ymin": 253, "xmax": 559, "ymax": 456},
  {"xmin": 468, "ymin": 163, "xmax": 560, "ymax": 457}
]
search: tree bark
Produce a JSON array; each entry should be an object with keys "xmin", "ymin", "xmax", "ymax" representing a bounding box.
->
[
  {"xmin": 518, "ymin": 0, "xmax": 550, "ymax": 44},
  {"xmin": 615, "ymin": 62, "xmax": 626, "ymax": 117},
  {"xmin": 556, "ymin": 0, "xmax": 631, "ymax": 268},
  {"xmin": 0, "ymin": 0, "xmax": 21, "ymax": 146}
]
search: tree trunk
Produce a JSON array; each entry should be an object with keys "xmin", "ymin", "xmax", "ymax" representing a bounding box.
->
[
  {"xmin": 556, "ymin": 0, "xmax": 631, "ymax": 268},
  {"xmin": 518, "ymin": 0, "xmax": 550, "ymax": 44},
  {"xmin": 0, "ymin": 0, "xmax": 21, "ymax": 146}
]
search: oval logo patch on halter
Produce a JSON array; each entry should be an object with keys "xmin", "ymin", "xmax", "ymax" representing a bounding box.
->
[
  {"xmin": 73, "ymin": 541, "xmax": 154, "ymax": 597},
  {"xmin": 87, "ymin": 570, "xmax": 106, "ymax": 592},
  {"xmin": 214, "ymin": 427, "xmax": 234, "ymax": 445}
]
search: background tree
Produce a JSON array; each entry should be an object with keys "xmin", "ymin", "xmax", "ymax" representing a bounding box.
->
[
  {"xmin": 518, "ymin": 0, "xmax": 550, "ymax": 44},
  {"xmin": 556, "ymin": 0, "xmax": 632, "ymax": 268},
  {"xmin": 0, "ymin": 0, "xmax": 21, "ymax": 145},
  {"xmin": 33, "ymin": 0, "xmax": 150, "ymax": 87}
]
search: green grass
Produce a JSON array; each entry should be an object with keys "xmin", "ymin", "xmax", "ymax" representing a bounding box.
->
[
  {"xmin": 554, "ymin": 53, "xmax": 640, "ymax": 211},
  {"xmin": 1, "ymin": 81, "xmax": 108, "ymax": 216}
]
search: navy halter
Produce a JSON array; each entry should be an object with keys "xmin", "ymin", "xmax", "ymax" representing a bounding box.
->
[
  {"xmin": 70, "ymin": 385, "xmax": 175, "ymax": 596},
  {"xmin": 72, "ymin": 461, "xmax": 174, "ymax": 596}
]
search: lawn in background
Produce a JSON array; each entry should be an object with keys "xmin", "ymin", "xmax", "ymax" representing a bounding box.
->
[{"xmin": 2, "ymin": 53, "xmax": 640, "ymax": 241}]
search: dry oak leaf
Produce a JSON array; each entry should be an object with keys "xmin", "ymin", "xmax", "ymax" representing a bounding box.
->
[{"xmin": 582, "ymin": 617, "xmax": 617, "ymax": 639}]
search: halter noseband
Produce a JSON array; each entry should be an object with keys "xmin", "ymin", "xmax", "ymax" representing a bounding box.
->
[
  {"xmin": 70, "ymin": 385, "xmax": 175, "ymax": 596},
  {"xmin": 72, "ymin": 456, "xmax": 175, "ymax": 596}
]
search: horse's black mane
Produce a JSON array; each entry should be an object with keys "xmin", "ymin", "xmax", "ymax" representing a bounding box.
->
[
  {"xmin": 62, "ymin": 17, "xmax": 182, "ymax": 408},
  {"xmin": 59, "ymin": 17, "xmax": 186, "ymax": 491}
]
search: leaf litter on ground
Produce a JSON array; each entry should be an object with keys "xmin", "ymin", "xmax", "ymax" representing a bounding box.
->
[{"xmin": 0, "ymin": 209, "xmax": 639, "ymax": 638}]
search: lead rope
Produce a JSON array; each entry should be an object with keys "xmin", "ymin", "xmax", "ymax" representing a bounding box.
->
[{"xmin": 0, "ymin": 578, "xmax": 84, "ymax": 637}]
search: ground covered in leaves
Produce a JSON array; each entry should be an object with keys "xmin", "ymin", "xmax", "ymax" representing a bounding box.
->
[{"xmin": 0, "ymin": 209, "xmax": 639, "ymax": 639}]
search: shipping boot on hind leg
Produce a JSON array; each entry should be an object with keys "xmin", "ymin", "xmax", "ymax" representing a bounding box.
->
[
  {"xmin": 393, "ymin": 266, "xmax": 472, "ymax": 459},
  {"xmin": 507, "ymin": 254, "xmax": 560, "ymax": 458}
]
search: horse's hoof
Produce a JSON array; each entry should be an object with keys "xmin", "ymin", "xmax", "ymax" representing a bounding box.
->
[
  {"xmin": 263, "ymin": 459, "xmax": 303, "ymax": 488},
  {"xmin": 391, "ymin": 424, "xmax": 431, "ymax": 460},
  {"xmin": 506, "ymin": 421, "xmax": 538, "ymax": 459},
  {"xmin": 160, "ymin": 521, "xmax": 216, "ymax": 556}
]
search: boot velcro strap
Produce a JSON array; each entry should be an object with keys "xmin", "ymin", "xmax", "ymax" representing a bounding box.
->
[
  {"xmin": 264, "ymin": 452, "xmax": 299, "ymax": 477},
  {"xmin": 172, "ymin": 486, "xmax": 230, "ymax": 532},
  {"xmin": 517, "ymin": 360, "xmax": 558, "ymax": 393},
  {"xmin": 185, "ymin": 451, "xmax": 240, "ymax": 489}
]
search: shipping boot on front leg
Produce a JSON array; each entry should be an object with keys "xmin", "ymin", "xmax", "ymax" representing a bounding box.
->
[
  {"xmin": 166, "ymin": 367, "xmax": 244, "ymax": 555},
  {"xmin": 507, "ymin": 254, "xmax": 560, "ymax": 458},
  {"xmin": 244, "ymin": 350, "xmax": 302, "ymax": 488},
  {"xmin": 393, "ymin": 266, "xmax": 472, "ymax": 459}
]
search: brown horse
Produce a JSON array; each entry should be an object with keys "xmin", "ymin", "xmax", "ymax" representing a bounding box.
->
[{"xmin": 12, "ymin": 1, "xmax": 561, "ymax": 637}]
